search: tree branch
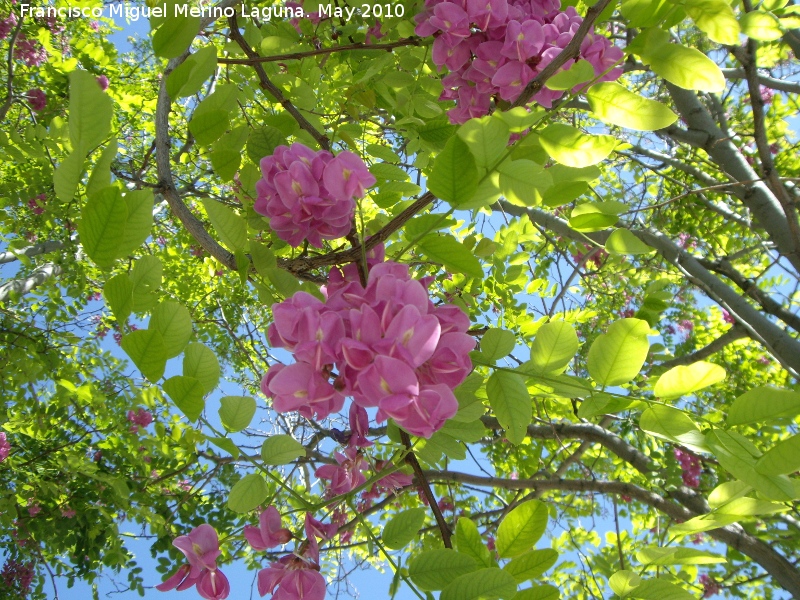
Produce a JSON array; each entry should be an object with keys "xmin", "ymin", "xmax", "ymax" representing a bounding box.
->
[
  {"xmin": 0, "ymin": 263, "xmax": 62, "ymax": 303},
  {"xmin": 511, "ymin": 0, "xmax": 613, "ymax": 108},
  {"xmin": 227, "ymin": 15, "xmax": 331, "ymax": 151},
  {"xmin": 0, "ymin": 241, "xmax": 64, "ymax": 265},
  {"xmin": 218, "ymin": 37, "xmax": 425, "ymax": 64},
  {"xmin": 423, "ymin": 472, "xmax": 800, "ymax": 598},
  {"xmin": 658, "ymin": 326, "xmax": 749, "ymax": 368}
]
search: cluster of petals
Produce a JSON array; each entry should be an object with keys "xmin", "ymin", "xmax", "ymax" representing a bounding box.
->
[
  {"xmin": 244, "ymin": 506, "xmax": 293, "ymax": 551},
  {"xmin": 254, "ymin": 143, "xmax": 375, "ymax": 248},
  {"xmin": 674, "ymin": 447, "xmax": 701, "ymax": 488},
  {"xmin": 0, "ymin": 431, "xmax": 10, "ymax": 462},
  {"xmin": 254, "ymin": 512, "xmax": 331, "ymax": 600},
  {"xmin": 14, "ymin": 35, "xmax": 47, "ymax": 67},
  {"xmin": 25, "ymin": 89, "xmax": 46, "ymax": 112},
  {"xmin": 261, "ymin": 244, "xmax": 475, "ymax": 439},
  {"xmin": 127, "ymin": 408, "xmax": 153, "ymax": 433},
  {"xmin": 0, "ymin": 12, "xmax": 17, "ymax": 40},
  {"xmin": 156, "ymin": 524, "xmax": 230, "ymax": 599},
  {"xmin": 414, "ymin": 0, "xmax": 623, "ymax": 123}
]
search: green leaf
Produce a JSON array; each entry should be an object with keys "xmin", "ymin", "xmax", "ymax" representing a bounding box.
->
[
  {"xmin": 646, "ymin": 42, "xmax": 726, "ymax": 93},
  {"xmin": 504, "ymin": 549, "xmax": 558, "ymax": 583},
  {"xmin": 219, "ymin": 396, "xmax": 256, "ymax": 432},
  {"xmin": 183, "ymin": 342, "xmax": 220, "ymax": 394},
  {"xmin": 756, "ymin": 433, "xmax": 800, "ymax": 476},
  {"xmin": 418, "ymin": 116, "xmax": 458, "ymax": 149},
  {"xmin": 103, "ymin": 274, "xmax": 133, "ymax": 323},
  {"xmin": 53, "ymin": 148, "xmax": 86, "ymax": 203},
  {"xmin": 120, "ymin": 329, "xmax": 167, "ymax": 382},
  {"xmin": 740, "ymin": 10, "xmax": 784, "ymax": 41},
  {"xmin": 706, "ymin": 429, "xmax": 795, "ymax": 501},
  {"xmin": 457, "ymin": 115, "xmax": 510, "ymax": 168},
  {"xmin": 481, "ymin": 329, "xmax": 516, "ymax": 362},
  {"xmin": 545, "ymin": 59, "xmax": 595, "ymax": 91},
  {"xmin": 708, "ymin": 481, "xmax": 752, "ymax": 508},
  {"xmin": 383, "ymin": 508, "xmax": 426, "ymax": 550},
  {"xmin": 227, "ymin": 473, "xmax": 269, "ymax": 513},
  {"xmin": 86, "ymin": 139, "xmax": 117, "ymax": 197},
  {"xmin": 496, "ymin": 107, "xmax": 546, "ymax": 133},
  {"xmin": 189, "ymin": 109, "xmax": 230, "ymax": 146},
  {"xmin": 427, "ymin": 135, "xmax": 479, "ymax": 206},
  {"xmin": 587, "ymin": 318, "xmax": 650, "ymax": 387},
  {"xmin": 620, "ymin": 0, "xmax": 676, "ymax": 27},
  {"xmin": 69, "ymin": 70, "xmax": 113, "ymax": 152},
  {"xmin": 727, "ymin": 387, "xmax": 800, "ymax": 425},
  {"xmin": 408, "ymin": 549, "xmax": 479, "ymax": 591},
  {"xmin": 210, "ymin": 148, "xmax": 241, "ymax": 182},
  {"xmin": 78, "ymin": 187, "xmax": 128, "ymax": 269},
  {"xmin": 568, "ymin": 201, "xmax": 625, "ymax": 232},
  {"xmin": 654, "ymin": 361, "xmax": 726, "ymax": 399},
  {"xmin": 714, "ymin": 496, "xmax": 787, "ymax": 516},
  {"xmin": 586, "ymin": 81, "xmax": 678, "ymax": 131},
  {"xmin": 538, "ymin": 124, "xmax": 616, "ymax": 168},
  {"xmin": 418, "ymin": 234, "xmax": 483, "ymax": 279},
  {"xmin": 152, "ymin": 14, "xmax": 201, "ymax": 59},
  {"xmin": 150, "ymin": 301, "xmax": 193, "ymax": 359},
  {"xmin": 162, "ymin": 375, "xmax": 206, "ymax": 421},
  {"xmin": 605, "ymin": 229, "xmax": 655, "ymax": 255},
  {"xmin": 635, "ymin": 546, "xmax": 726, "ymax": 566},
  {"xmin": 639, "ymin": 405, "xmax": 707, "ymax": 453},
  {"xmin": 202, "ymin": 199, "xmax": 248, "ymax": 252},
  {"xmin": 455, "ymin": 518, "xmax": 496, "ymax": 568},
  {"xmin": 577, "ymin": 394, "xmax": 633, "ymax": 419},
  {"xmin": 131, "ymin": 255, "xmax": 163, "ymax": 312},
  {"xmin": 685, "ymin": 0, "xmax": 741, "ymax": 44},
  {"xmin": 510, "ymin": 585, "xmax": 559, "ymax": 600},
  {"xmin": 671, "ymin": 513, "xmax": 742, "ymax": 536},
  {"xmin": 118, "ymin": 189, "xmax": 154, "ymax": 257},
  {"xmin": 208, "ymin": 436, "xmax": 241, "ymax": 459},
  {"xmin": 609, "ymin": 570, "xmax": 641, "ymax": 598},
  {"xmin": 529, "ymin": 321, "xmax": 579, "ymax": 374},
  {"xmin": 246, "ymin": 126, "xmax": 287, "ymax": 165},
  {"xmin": 440, "ymin": 568, "xmax": 518, "ymax": 600},
  {"xmin": 496, "ymin": 500, "xmax": 548, "ymax": 559},
  {"xmin": 498, "ymin": 160, "xmax": 551, "ymax": 207},
  {"xmin": 487, "ymin": 371, "xmax": 531, "ymax": 445},
  {"xmin": 629, "ymin": 578, "xmax": 695, "ymax": 600},
  {"xmin": 261, "ymin": 435, "xmax": 306, "ymax": 465},
  {"xmin": 166, "ymin": 46, "xmax": 217, "ymax": 99}
]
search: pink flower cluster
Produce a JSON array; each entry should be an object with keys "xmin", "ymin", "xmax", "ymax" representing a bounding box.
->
[
  {"xmin": 699, "ymin": 574, "xmax": 721, "ymax": 598},
  {"xmin": 127, "ymin": 408, "xmax": 153, "ymax": 433},
  {"xmin": 0, "ymin": 12, "xmax": 16, "ymax": 39},
  {"xmin": 27, "ymin": 193, "xmax": 46, "ymax": 214},
  {"xmin": 0, "ymin": 431, "xmax": 10, "ymax": 462},
  {"xmin": 14, "ymin": 35, "xmax": 47, "ymax": 67},
  {"xmin": 415, "ymin": 0, "xmax": 623, "ymax": 123},
  {"xmin": 254, "ymin": 143, "xmax": 375, "ymax": 248},
  {"xmin": 1, "ymin": 559, "xmax": 34, "ymax": 596},
  {"xmin": 255, "ymin": 513, "xmax": 330, "ymax": 600},
  {"xmin": 261, "ymin": 245, "xmax": 475, "ymax": 439},
  {"xmin": 674, "ymin": 447, "xmax": 701, "ymax": 488},
  {"xmin": 156, "ymin": 525, "xmax": 230, "ymax": 600},
  {"xmin": 26, "ymin": 88, "xmax": 46, "ymax": 112}
]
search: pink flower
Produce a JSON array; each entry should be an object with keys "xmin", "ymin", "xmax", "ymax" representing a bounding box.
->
[
  {"xmin": 347, "ymin": 403, "xmax": 372, "ymax": 449},
  {"xmin": 322, "ymin": 151, "xmax": 376, "ymax": 203},
  {"xmin": 0, "ymin": 431, "xmax": 10, "ymax": 462},
  {"xmin": 96, "ymin": 75, "xmax": 109, "ymax": 91},
  {"xmin": 0, "ymin": 12, "xmax": 17, "ymax": 40},
  {"xmin": 699, "ymin": 574, "xmax": 721, "ymax": 598},
  {"xmin": 257, "ymin": 556, "xmax": 326, "ymax": 600},
  {"xmin": 26, "ymin": 88, "xmax": 46, "ymax": 112},
  {"xmin": 127, "ymin": 408, "xmax": 153, "ymax": 433},
  {"xmin": 27, "ymin": 503, "xmax": 41, "ymax": 517},
  {"xmin": 60, "ymin": 507, "xmax": 76, "ymax": 518},
  {"xmin": 173, "ymin": 524, "xmax": 222, "ymax": 576},
  {"xmin": 315, "ymin": 447, "xmax": 367, "ymax": 497},
  {"xmin": 244, "ymin": 507, "xmax": 293, "ymax": 551},
  {"xmin": 157, "ymin": 525, "xmax": 228, "ymax": 599},
  {"xmin": 365, "ymin": 20, "xmax": 384, "ymax": 44},
  {"xmin": 265, "ymin": 362, "xmax": 345, "ymax": 420}
]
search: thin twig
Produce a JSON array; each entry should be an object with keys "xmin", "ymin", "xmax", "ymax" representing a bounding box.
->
[
  {"xmin": 399, "ymin": 430, "xmax": 452, "ymax": 548},
  {"xmin": 218, "ymin": 37, "xmax": 424, "ymax": 64}
]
